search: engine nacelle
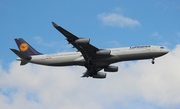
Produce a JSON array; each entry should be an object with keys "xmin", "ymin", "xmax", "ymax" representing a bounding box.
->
[
  {"xmin": 96, "ymin": 50, "xmax": 111, "ymax": 55},
  {"xmin": 104, "ymin": 66, "xmax": 118, "ymax": 72},
  {"xmin": 74, "ymin": 38, "xmax": 90, "ymax": 44},
  {"xmin": 92, "ymin": 72, "xmax": 106, "ymax": 79}
]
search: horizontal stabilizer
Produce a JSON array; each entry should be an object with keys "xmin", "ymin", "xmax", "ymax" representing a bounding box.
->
[
  {"xmin": 10, "ymin": 48, "xmax": 32, "ymax": 60},
  {"xmin": 20, "ymin": 60, "xmax": 29, "ymax": 65}
]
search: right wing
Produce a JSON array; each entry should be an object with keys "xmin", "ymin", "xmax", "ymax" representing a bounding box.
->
[
  {"xmin": 52, "ymin": 22, "xmax": 100, "ymax": 61},
  {"xmin": 52, "ymin": 22, "xmax": 110, "ymax": 78}
]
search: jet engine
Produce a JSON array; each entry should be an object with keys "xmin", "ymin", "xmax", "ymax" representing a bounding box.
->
[
  {"xmin": 92, "ymin": 72, "xmax": 106, "ymax": 79},
  {"xmin": 96, "ymin": 50, "xmax": 111, "ymax": 55},
  {"xmin": 104, "ymin": 66, "xmax": 118, "ymax": 72},
  {"xmin": 75, "ymin": 38, "xmax": 90, "ymax": 44}
]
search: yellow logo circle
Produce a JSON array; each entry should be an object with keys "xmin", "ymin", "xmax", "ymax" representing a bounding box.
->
[{"xmin": 20, "ymin": 43, "xmax": 28, "ymax": 52}]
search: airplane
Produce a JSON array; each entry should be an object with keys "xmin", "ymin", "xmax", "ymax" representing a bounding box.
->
[{"xmin": 10, "ymin": 22, "xmax": 169, "ymax": 79}]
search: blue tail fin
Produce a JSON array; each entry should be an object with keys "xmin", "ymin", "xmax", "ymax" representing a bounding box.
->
[{"xmin": 15, "ymin": 38, "xmax": 42, "ymax": 56}]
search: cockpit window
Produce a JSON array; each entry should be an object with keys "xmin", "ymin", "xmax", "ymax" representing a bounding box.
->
[{"xmin": 160, "ymin": 47, "xmax": 164, "ymax": 49}]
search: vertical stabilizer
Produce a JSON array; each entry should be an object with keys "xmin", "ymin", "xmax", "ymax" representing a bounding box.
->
[{"xmin": 15, "ymin": 38, "xmax": 42, "ymax": 56}]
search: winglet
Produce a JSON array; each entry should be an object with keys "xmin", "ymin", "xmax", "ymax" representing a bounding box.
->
[{"xmin": 52, "ymin": 22, "xmax": 58, "ymax": 27}]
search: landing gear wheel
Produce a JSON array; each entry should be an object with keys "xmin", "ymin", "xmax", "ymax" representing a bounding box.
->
[{"xmin": 152, "ymin": 58, "xmax": 155, "ymax": 64}]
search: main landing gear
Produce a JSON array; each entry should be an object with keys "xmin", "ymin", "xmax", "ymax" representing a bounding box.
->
[{"xmin": 152, "ymin": 58, "xmax": 155, "ymax": 64}]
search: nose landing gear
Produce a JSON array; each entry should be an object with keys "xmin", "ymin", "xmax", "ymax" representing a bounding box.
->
[{"xmin": 152, "ymin": 58, "xmax": 155, "ymax": 64}]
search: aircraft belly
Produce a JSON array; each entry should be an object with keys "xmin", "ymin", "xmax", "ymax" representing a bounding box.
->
[{"xmin": 93, "ymin": 56, "xmax": 120, "ymax": 66}]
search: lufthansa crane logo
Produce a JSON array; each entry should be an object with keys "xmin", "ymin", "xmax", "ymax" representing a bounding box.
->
[{"xmin": 20, "ymin": 43, "xmax": 28, "ymax": 52}]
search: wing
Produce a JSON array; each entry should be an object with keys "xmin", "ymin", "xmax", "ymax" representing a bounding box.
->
[
  {"xmin": 52, "ymin": 22, "xmax": 99, "ymax": 61},
  {"xmin": 52, "ymin": 22, "xmax": 111, "ymax": 78}
]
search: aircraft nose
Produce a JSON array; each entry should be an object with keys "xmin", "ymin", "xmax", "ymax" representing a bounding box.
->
[{"xmin": 163, "ymin": 49, "xmax": 169, "ymax": 54}]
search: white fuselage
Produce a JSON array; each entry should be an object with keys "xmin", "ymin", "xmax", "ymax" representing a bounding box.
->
[{"xmin": 19, "ymin": 45, "xmax": 168, "ymax": 66}]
